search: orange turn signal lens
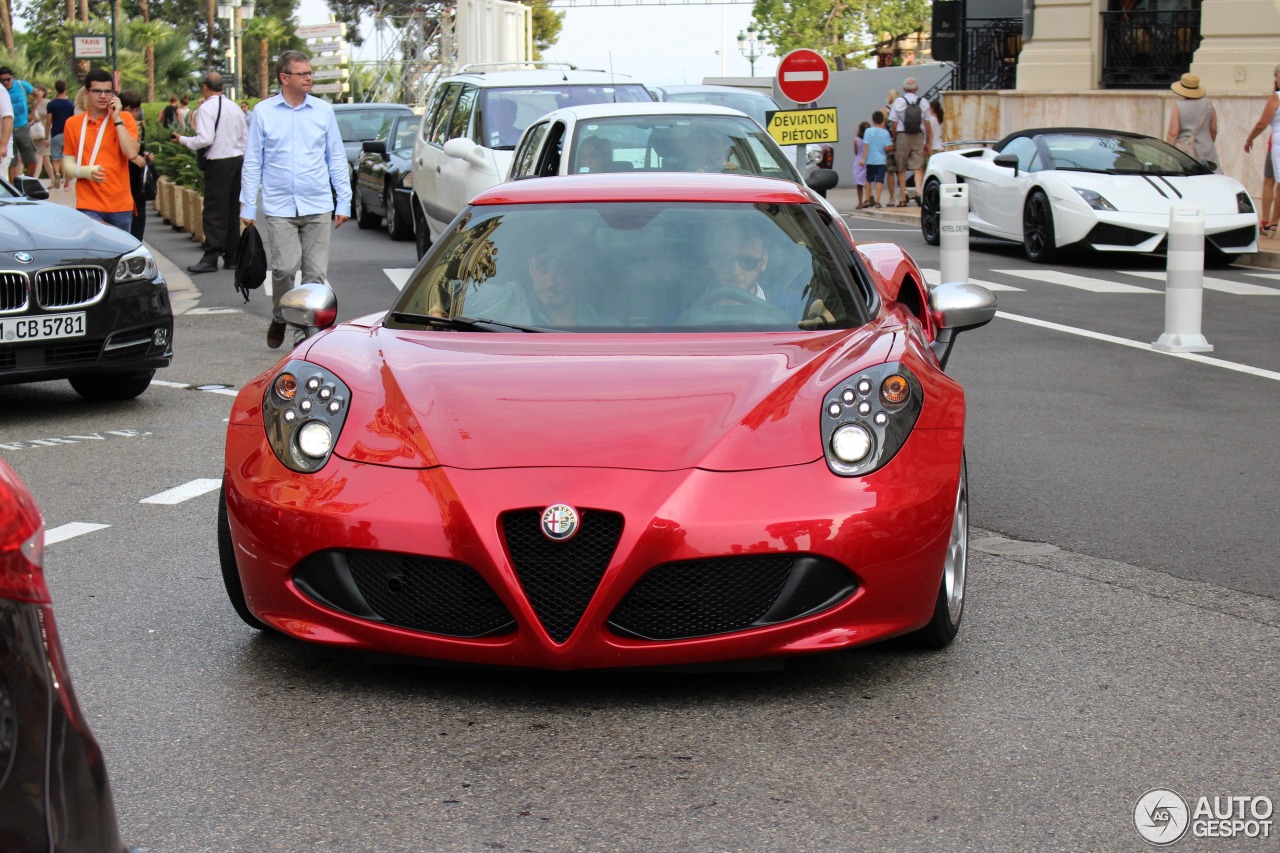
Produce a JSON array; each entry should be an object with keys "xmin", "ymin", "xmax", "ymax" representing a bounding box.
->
[
  {"xmin": 880, "ymin": 374, "xmax": 910, "ymax": 405},
  {"xmin": 273, "ymin": 372, "xmax": 298, "ymax": 401}
]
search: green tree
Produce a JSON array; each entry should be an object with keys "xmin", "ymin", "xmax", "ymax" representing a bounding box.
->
[
  {"xmin": 750, "ymin": 0, "xmax": 929, "ymax": 67},
  {"xmin": 241, "ymin": 14, "xmax": 292, "ymax": 98}
]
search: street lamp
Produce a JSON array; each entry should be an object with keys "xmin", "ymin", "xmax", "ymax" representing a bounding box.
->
[
  {"xmin": 737, "ymin": 24, "xmax": 762, "ymax": 76},
  {"xmin": 216, "ymin": 0, "xmax": 255, "ymax": 100}
]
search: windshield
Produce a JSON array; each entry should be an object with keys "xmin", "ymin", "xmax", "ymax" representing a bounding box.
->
[
  {"xmin": 391, "ymin": 119, "xmax": 417, "ymax": 154},
  {"xmin": 391, "ymin": 202, "xmax": 866, "ymax": 332},
  {"xmin": 663, "ymin": 91, "xmax": 779, "ymax": 126},
  {"xmin": 568, "ymin": 115, "xmax": 802, "ymax": 181},
  {"xmin": 335, "ymin": 109, "xmax": 411, "ymax": 143},
  {"xmin": 1033, "ymin": 133, "xmax": 1210, "ymax": 175},
  {"xmin": 480, "ymin": 85, "xmax": 652, "ymax": 149}
]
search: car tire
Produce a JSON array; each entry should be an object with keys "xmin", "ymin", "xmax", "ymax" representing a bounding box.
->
[
  {"xmin": 386, "ymin": 186, "xmax": 411, "ymax": 241},
  {"xmin": 218, "ymin": 484, "xmax": 271, "ymax": 632},
  {"xmin": 68, "ymin": 369, "xmax": 155, "ymax": 401},
  {"xmin": 921, "ymin": 178, "xmax": 941, "ymax": 246},
  {"xmin": 908, "ymin": 455, "xmax": 967, "ymax": 649},
  {"xmin": 353, "ymin": 187, "xmax": 380, "ymax": 230},
  {"xmin": 413, "ymin": 201, "xmax": 431, "ymax": 259},
  {"xmin": 1022, "ymin": 190, "xmax": 1057, "ymax": 262}
]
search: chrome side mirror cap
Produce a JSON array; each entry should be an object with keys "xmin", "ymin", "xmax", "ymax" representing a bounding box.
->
[
  {"xmin": 928, "ymin": 281, "xmax": 998, "ymax": 370},
  {"xmin": 280, "ymin": 281, "xmax": 338, "ymax": 333}
]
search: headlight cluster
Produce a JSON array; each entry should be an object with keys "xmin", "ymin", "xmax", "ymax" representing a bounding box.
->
[
  {"xmin": 262, "ymin": 360, "xmax": 352, "ymax": 473},
  {"xmin": 114, "ymin": 245, "xmax": 159, "ymax": 283},
  {"xmin": 1238, "ymin": 192, "xmax": 1255, "ymax": 214},
  {"xmin": 1074, "ymin": 188, "xmax": 1117, "ymax": 212},
  {"xmin": 821, "ymin": 363, "xmax": 923, "ymax": 477}
]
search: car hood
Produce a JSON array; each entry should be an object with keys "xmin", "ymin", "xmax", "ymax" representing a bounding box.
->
[
  {"xmin": 313, "ymin": 327, "xmax": 896, "ymax": 471},
  {"xmin": 1049, "ymin": 171, "xmax": 1248, "ymax": 215},
  {"xmin": 0, "ymin": 200, "xmax": 139, "ymax": 254}
]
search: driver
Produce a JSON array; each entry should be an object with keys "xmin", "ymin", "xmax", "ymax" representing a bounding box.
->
[{"xmin": 710, "ymin": 219, "xmax": 770, "ymax": 299}]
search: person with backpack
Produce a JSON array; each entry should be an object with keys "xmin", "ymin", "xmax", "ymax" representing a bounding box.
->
[{"xmin": 887, "ymin": 78, "xmax": 932, "ymax": 208}]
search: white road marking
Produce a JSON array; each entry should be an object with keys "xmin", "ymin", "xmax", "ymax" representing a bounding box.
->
[
  {"xmin": 921, "ymin": 268, "xmax": 1024, "ymax": 291},
  {"xmin": 385, "ymin": 268, "xmax": 413, "ymax": 291},
  {"xmin": 997, "ymin": 311, "xmax": 1280, "ymax": 382},
  {"xmin": 1245, "ymin": 272, "xmax": 1280, "ymax": 280},
  {"xmin": 140, "ymin": 479, "xmax": 222, "ymax": 505},
  {"xmin": 995, "ymin": 269, "xmax": 1160, "ymax": 293},
  {"xmin": 1120, "ymin": 270, "xmax": 1280, "ymax": 295},
  {"xmin": 185, "ymin": 307, "xmax": 243, "ymax": 315},
  {"xmin": 45, "ymin": 523, "xmax": 111, "ymax": 545}
]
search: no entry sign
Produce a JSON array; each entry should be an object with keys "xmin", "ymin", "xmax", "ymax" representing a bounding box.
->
[{"xmin": 776, "ymin": 49, "xmax": 830, "ymax": 104}]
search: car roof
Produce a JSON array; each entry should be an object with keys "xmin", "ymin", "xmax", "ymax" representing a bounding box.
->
[
  {"xmin": 533, "ymin": 102, "xmax": 755, "ymax": 122},
  {"xmin": 331, "ymin": 103, "xmax": 413, "ymax": 111},
  {"xmin": 442, "ymin": 63, "xmax": 641, "ymax": 88},
  {"xmin": 998, "ymin": 127, "xmax": 1151, "ymax": 146},
  {"xmin": 472, "ymin": 173, "xmax": 813, "ymax": 206},
  {"xmin": 654, "ymin": 84, "xmax": 778, "ymax": 101}
]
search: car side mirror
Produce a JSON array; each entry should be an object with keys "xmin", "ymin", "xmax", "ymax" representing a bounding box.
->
[
  {"xmin": 362, "ymin": 139, "xmax": 388, "ymax": 157},
  {"xmin": 806, "ymin": 168, "xmax": 838, "ymax": 195},
  {"xmin": 280, "ymin": 281, "xmax": 338, "ymax": 336},
  {"xmin": 927, "ymin": 281, "xmax": 998, "ymax": 370},
  {"xmin": 15, "ymin": 176, "xmax": 49, "ymax": 200},
  {"xmin": 442, "ymin": 137, "xmax": 491, "ymax": 170},
  {"xmin": 993, "ymin": 152, "xmax": 1020, "ymax": 176}
]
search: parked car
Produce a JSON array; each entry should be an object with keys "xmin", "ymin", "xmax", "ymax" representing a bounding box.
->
[
  {"xmin": 0, "ymin": 177, "xmax": 173, "ymax": 400},
  {"xmin": 408, "ymin": 62, "xmax": 653, "ymax": 258},
  {"xmin": 352, "ymin": 112, "xmax": 417, "ymax": 241},
  {"xmin": 0, "ymin": 457, "xmax": 132, "ymax": 851},
  {"xmin": 648, "ymin": 84, "xmax": 830, "ymax": 186},
  {"xmin": 506, "ymin": 101, "xmax": 837, "ymax": 199},
  {"xmin": 921, "ymin": 126, "xmax": 1258, "ymax": 263},
  {"xmin": 331, "ymin": 103, "xmax": 416, "ymax": 190},
  {"xmin": 219, "ymin": 172, "xmax": 997, "ymax": 669}
]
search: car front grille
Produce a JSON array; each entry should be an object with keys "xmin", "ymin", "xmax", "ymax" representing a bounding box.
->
[
  {"xmin": 1209, "ymin": 225, "xmax": 1258, "ymax": 250},
  {"xmin": 44, "ymin": 339, "xmax": 105, "ymax": 366},
  {"xmin": 0, "ymin": 272, "xmax": 28, "ymax": 313},
  {"xmin": 35, "ymin": 266, "xmax": 106, "ymax": 309},
  {"xmin": 501, "ymin": 508, "xmax": 624, "ymax": 644},
  {"xmin": 1086, "ymin": 223, "xmax": 1155, "ymax": 247},
  {"xmin": 344, "ymin": 551, "xmax": 516, "ymax": 638}
]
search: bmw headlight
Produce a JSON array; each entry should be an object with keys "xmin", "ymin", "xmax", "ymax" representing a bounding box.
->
[
  {"xmin": 1074, "ymin": 188, "xmax": 1117, "ymax": 212},
  {"xmin": 821, "ymin": 364, "xmax": 924, "ymax": 476},
  {"xmin": 1238, "ymin": 192, "xmax": 1255, "ymax": 214},
  {"xmin": 262, "ymin": 360, "xmax": 351, "ymax": 473},
  {"xmin": 114, "ymin": 245, "xmax": 159, "ymax": 282}
]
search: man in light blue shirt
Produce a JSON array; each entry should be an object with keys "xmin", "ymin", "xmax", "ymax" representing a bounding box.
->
[{"xmin": 240, "ymin": 49, "xmax": 350, "ymax": 348}]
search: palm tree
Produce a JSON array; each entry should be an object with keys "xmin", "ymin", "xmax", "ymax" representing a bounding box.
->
[{"xmin": 242, "ymin": 16, "xmax": 288, "ymax": 99}]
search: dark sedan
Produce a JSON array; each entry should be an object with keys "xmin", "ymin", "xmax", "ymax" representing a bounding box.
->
[
  {"xmin": 352, "ymin": 112, "xmax": 416, "ymax": 241},
  {"xmin": 0, "ymin": 457, "xmax": 131, "ymax": 851},
  {"xmin": 332, "ymin": 103, "xmax": 415, "ymax": 191},
  {"xmin": 0, "ymin": 178, "xmax": 173, "ymax": 401}
]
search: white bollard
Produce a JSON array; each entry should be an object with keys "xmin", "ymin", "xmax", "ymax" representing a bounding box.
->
[
  {"xmin": 1153, "ymin": 205, "xmax": 1213, "ymax": 353},
  {"xmin": 939, "ymin": 183, "xmax": 969, "ymax": 285}
]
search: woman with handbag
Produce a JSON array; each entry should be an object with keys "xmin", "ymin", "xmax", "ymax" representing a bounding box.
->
[{"xmin": 1166, "ymin": 73, "xmax": 1220, "ymax": 173}]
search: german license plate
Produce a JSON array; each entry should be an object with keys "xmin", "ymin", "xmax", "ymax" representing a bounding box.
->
[{"xmin": 0, "ymin": 312, "xmax": 88, "ymax": 343}]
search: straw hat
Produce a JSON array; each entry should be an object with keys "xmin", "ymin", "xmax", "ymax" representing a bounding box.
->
[{"xmin": 1171, "ymin": 73, "xmax": 1206, "ymax": 99}]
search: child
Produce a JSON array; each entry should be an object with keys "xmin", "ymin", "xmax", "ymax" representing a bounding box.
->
[
  {"xmin": 853, "ymin": 122, "xmax": 870, "ymax": 209},
  {"xmin": 860, "ymin": 111, "xmax": 891, "ymax": 209}
]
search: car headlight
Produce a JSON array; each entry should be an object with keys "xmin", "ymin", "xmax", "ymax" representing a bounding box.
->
[
  {"xmin": 1074, "ymin": 188, "xmax": 1117, "ymax": 212},
  {"xmin": 114, "ymin": 245, "xmax": 159, "ymax": 282},
  {"xmin": 262, "ymin": 360, "xmax": 352, "ymax": 473},
  {"xmin": 1238, "ymin": 192, "xmax": 1255, "ymax": 214},
  {"xmin": 401, "ymin": 170, "xmax": 413, "ymax": 189},
  {"xmin": 821, "ymin": 363, "xmax": 923, "ymax": 476}
]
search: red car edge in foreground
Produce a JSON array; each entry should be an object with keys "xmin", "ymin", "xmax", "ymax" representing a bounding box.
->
[{"xmin": 221, "ymin": 173, "xmax": 996, "ymax": 669}]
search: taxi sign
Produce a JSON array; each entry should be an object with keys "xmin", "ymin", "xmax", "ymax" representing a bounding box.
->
[
  {"xmin": 765, "ymin": 108, "xmax": 839, "ymax": 145},
  {"xmin": 776, "ymin": 49, "xmax": 830, "ymax": 104}
]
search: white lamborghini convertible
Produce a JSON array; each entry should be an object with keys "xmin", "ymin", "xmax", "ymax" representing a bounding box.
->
[{"xmin": 921, "ymin": 128, "xmax": 1258, "ymax": 263}]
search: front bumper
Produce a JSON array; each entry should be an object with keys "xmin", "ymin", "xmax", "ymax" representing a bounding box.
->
[
  {"xmin": 1051, "ymin": 202, "xmax": 1258, "ymax": 254},
  {"xmin": 223, "ymin": 424, "xmax": 964, "ymax": 669}
]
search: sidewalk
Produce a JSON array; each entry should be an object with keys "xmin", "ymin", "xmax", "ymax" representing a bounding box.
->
[
  {"xmin": 42, "ymin": 186, "xmax": 203, "ymax": 315},
  {"xmin": 825, "ymin": 187, "xmax": 1280, "ymax": 271}
]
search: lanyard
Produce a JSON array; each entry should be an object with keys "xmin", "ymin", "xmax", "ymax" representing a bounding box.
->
[{"xmin": 76, "ymin": 113, "xmax": 111, "ymax": 167}]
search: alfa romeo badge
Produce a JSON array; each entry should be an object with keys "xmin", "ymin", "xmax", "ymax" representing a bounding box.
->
[{"xmin": 540, "ymin": 503, "xmax": 580, "ymax": 542}]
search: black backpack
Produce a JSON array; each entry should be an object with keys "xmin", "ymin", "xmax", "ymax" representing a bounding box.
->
[
  {"xmin": 902, "ymin": 95, "xmax": 924, "ymax": 134},
  {"xmin": 234, "ymin": 225, "xmax": 268, "ymax": 303}
]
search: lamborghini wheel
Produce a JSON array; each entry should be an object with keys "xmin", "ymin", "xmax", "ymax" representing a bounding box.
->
[
  {"xmin": 1022, "ymin": 190, "xmax": 1057, "ymax": 262},
  {"xmin": 921, "ymin": 178, "xmax": 941, "ymax": 246}
]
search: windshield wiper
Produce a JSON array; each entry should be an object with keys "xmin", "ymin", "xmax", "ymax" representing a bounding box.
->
[{"xmin": 389, "ymin": 311, "xmax": 549, "ymax": 333}]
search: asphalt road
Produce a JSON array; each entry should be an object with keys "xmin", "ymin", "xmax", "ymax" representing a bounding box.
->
[{"xmin": 1, "ymin": 204, "xmax": 1277, "ymax": 851}]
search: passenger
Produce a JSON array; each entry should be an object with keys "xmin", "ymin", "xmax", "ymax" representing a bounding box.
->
[
  {"xmin": 466, "ymin": 240, "xmax": 614, "ymax": 326},
  {"xmin": 577, "ymin": 135, "xmax": 612, "ymax": 173}
]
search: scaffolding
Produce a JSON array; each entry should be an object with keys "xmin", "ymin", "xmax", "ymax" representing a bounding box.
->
[{"xmin": 353, "ymin": 2, "xmax": 454, "ymax": 107}]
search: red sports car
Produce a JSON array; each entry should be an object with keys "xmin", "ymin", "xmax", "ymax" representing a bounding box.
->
[{"xmin": 220, "ymin": 174, "xmax": 996, "ymax": 669}]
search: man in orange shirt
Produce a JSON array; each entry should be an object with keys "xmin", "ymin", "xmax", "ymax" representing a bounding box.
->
[{"xmin": 60, "ymin": 68, "xmax": 140, "ymax": 232}]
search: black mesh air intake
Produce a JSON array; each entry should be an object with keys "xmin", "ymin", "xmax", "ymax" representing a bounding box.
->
[
  {"xmin": 501, "ymin": 508, "xmax": 623, "ymax": 644},
  {"xmin": 326, "ymin": 551, "xmax": 515, "ymax": 637}
]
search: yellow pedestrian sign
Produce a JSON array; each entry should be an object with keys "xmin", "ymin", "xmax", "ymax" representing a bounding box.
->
[{"xmin": 765, "ymin": 108, "xmax": 839, "ymax": 146}]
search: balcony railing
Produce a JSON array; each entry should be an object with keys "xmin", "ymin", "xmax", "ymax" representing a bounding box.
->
[
  {"xmin": 1101, "ymin": 9, "xmax": 1201, "ymax": 89},
  {"xmin": 960, "ymin": 17, "xmax": 1023, "ymax": 91}
]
